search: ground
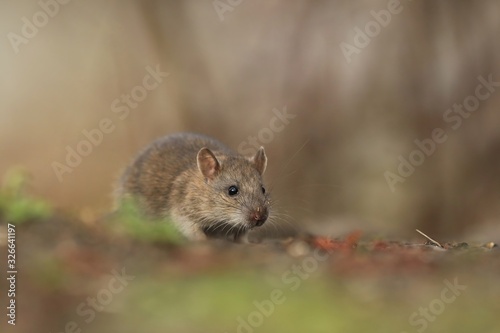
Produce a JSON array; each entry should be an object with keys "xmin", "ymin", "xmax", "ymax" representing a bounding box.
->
[{"xmin": 0, "ymin": 172, "xmax": 499, "ymax": 333}]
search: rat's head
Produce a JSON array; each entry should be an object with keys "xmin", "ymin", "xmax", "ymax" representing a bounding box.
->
[{"xmin": 196, "ymin": 147, "xmax": 270, "ymax": 233}]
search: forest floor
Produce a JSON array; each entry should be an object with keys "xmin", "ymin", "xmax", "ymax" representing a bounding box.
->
[{"xmin": 0, "ymin": 172, "xmax": 499, "ymax": 333}]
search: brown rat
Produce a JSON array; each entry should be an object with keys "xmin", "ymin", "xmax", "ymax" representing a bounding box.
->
[{"xmin": 115, "ymin": 133, "xmax": 270, "ymax": 242}]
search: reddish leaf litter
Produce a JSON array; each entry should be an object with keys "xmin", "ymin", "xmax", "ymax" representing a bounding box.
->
[{"xmin": 298, "ymin": 230, "xmax": 500, "ymax": 277}]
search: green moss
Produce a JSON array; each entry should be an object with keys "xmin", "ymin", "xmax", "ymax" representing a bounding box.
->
[
  {"xmin": 0, "ymin": 168, "xmax": 52, "ymax": 224},
  {"xmin": 111, "ymin": 271, "xmax": 500, "ymax": 333},
  {"xmin": 110, "ymin": 197, "xmax": 184, "ymax": 244}
]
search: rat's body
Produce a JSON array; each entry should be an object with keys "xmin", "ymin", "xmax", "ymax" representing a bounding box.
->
[{"xmin": 115, "ymin": 133, "xmax": 269, "ymax": 241}]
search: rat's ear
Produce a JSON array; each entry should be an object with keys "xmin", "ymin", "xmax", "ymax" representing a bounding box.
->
[
  {"xmin": 250, "ymin": 147, "xmax": 267, "ymax": 175},
  {"xmin": 197, "ymin": 148, "xmax": 220, "ymax": 180}
]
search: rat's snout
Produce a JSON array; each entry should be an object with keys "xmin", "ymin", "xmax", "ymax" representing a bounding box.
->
[{"xmin": 249, "ymin": 206, "xmax": 269, "ymax": 227}]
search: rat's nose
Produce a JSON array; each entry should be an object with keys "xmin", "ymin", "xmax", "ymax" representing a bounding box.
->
[{"xmin": 250, "ymin": 207, "xmax": 268, "ymax": 227}]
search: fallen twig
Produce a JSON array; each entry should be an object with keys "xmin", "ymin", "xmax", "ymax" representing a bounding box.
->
[{"xmin": 416, "ymin": 229, "xmax": 444, "ymax": 248}]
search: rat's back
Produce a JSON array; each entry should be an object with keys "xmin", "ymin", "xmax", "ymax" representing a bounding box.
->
[{"xmin": 117, "ymin": 133, "xmax": 232, "ymax": 213}]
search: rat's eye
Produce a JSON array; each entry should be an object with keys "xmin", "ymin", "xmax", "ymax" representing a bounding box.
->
[
  {"xmin": 261, "ymin": 186, "xmax": 266, "ymax": 194},
  {"xmin": 228, "ymin": 185, "xmax": 239, "ymax": 196}
]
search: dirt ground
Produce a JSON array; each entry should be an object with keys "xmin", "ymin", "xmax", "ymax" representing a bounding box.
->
[{"xmin": 1, "ymin": 210, "xmax": 499, "ymax": 333}]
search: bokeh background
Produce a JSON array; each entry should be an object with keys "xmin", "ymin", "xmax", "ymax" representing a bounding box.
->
[{"xmin": 1, "ymin": 0, "xmax": 500, "ymax": 240}]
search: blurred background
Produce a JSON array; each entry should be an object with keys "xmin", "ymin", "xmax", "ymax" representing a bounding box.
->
[{"xmin": 1, "ymin": 0, "xmax": 500, "ymax": 240}]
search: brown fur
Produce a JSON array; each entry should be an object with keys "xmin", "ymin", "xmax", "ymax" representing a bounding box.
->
[{"xmin": 115, "ymin": 133, "xmax": 269, "ymax": 241}]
